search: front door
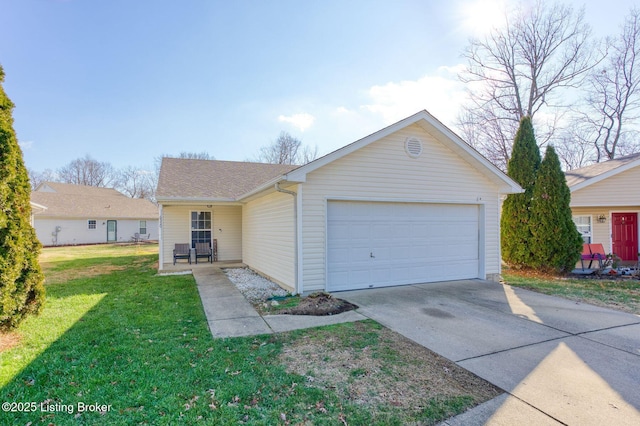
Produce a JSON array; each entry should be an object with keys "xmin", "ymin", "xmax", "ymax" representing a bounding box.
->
[
  {"xmin": 611, "ymin": 213, "xmax": 638, "ymax": 261},
  {"xmin": 107, "ymin": 220, "xmax": 117, "ymax": 242}
]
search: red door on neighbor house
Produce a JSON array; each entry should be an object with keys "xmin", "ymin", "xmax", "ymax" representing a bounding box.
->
[{"xmin": 611, "ymin": 213, "xmax": 638, "ymax": 261}]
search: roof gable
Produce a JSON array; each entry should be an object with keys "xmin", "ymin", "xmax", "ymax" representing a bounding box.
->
[
  {"xmin": 565, "ymin": 152, "xmax": 640, "ymax": 191},
  {"xmin": 156, "ymin": 111, "xmax": 522, "ymax": 203},
  {"xmin": 284, "ymin": 110, "xmax": 521, "ymax": 193}
]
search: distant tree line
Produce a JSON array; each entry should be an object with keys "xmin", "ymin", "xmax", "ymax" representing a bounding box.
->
[{"xmin": 28, "ymin": 132, "xmax": 318, "ymax": 201}]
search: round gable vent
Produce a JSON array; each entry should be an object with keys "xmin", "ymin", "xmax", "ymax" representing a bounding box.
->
[{"xmin": 405, "ymin": 137, "xmax": 423, "ymax": 158}]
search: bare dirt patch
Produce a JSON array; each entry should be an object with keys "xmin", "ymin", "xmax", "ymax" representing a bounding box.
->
[
  {"xmin": 278, "ymin": 321, "xmax": 502, "ymax": 421},
  {"xmin": 0, "ymin": 332, "xmax": 22, "ymax": 353}
]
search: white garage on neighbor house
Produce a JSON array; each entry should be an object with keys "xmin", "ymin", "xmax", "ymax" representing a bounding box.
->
[
  {"xmin": 31, "ymin": 182, "xmax": 159, "ymax": 246},
  {"xmin": 156, "ymin": 110, "xmax": 522, "ymax": 293}
]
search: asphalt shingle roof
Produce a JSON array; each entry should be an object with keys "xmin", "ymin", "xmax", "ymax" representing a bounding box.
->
[
  {"xmin": 156, "ymin": 158, "xmax": 298, "ymax": 200},
  {"xmin": 31, "ymin": 182, "xmax": 158, "ymax": 219},
  {"xmin": 564, "ymin": 152, "xmax": 640, "ymax": 187}
]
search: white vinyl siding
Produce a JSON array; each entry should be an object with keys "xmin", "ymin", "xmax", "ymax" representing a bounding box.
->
[
  {"xmin": 161, "ymin": 205, "xmax": 241, "ymax": 263},
  {"xmin": 242, "ymin": 191, "xmax": 295, "ymax": 290},
  {"xmin": 300, "ymin": 123, "xmax": 501, "ymax": 292},
  {"xmin": 571, "ymin": 167, "xmax": 640, "ymax": 207},
  {"xmin": 34, "ymin": 218, "xmax": 158, "ymax": 246}
]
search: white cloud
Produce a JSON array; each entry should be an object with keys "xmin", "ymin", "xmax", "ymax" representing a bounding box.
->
[
  {"xmin": 278, "ymin": 112, "xmax": 316, "ymax": 132},
  {"xmin": 18, "ymin": 140, "xmax": 34, "ymax": 150},
  {"xmin": 362, "ymin": 65, "xmax": 467, "ymax": 128}
]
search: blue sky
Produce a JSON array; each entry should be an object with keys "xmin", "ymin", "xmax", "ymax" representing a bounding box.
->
[{"xmin": 1, "ymin": 0, "xmax": 635, "ymax": 173}]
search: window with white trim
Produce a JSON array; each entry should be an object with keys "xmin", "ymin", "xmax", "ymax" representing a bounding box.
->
[
  {"xmin": 573, "ymin": 215, "xmax": 591, "ymax": 244},
  {"xmin": 139, "ymin": 220, "xmax": 147, "ymax": 234},
  {"xmin": 191, "ymin": 211, "xmax": 211, "ymax": 248},
  {"xmin": 88, "ymin": 219, "xmax": 97, "ymax": 230}
]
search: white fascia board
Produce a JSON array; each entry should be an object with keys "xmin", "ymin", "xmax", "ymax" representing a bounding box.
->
[
  {"xmin": 570, "ymin": 159, "xmax": 640, "ymax": 192},
  {"xmin": 236, "ymin": 175, "xmax": 292, "ymax": 201},
  {"xmin": 30, "ymin": 202, "xmax": 48, "ymax": 213},
  {"xmin": 285, "ymin": 113, "xmax": 424, "ymax": 182},
  {"xmin": 415, "ymin": 115, "xmax": 522, "ymax": 194},
  {"xmin": 156, "ymin": 196, "xmax": 237, "ymax": 205}
]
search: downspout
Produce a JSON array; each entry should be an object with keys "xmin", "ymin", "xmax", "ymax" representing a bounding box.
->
[
  {"xmin": 158, "ymin": 204, "xmax": 164, "ymax": 270},
  {"xmin": 275, "ymin": 182, "xmax": 298, "ymax": 293}
]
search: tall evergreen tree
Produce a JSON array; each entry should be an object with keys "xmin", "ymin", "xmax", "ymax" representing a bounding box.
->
[
  {"xmin": 0, "ymin": 65, "xmax": 45, "ymax": 330},
  {"xmin": 500, "ymin": 116, "xmax": 541, "ymax": 267},
  {"xmin": 530, "ymin": 145, "xmax": 583, "ymax": 272}
]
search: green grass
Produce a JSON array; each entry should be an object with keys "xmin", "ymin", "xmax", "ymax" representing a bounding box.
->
[
  {"xmin": 0, "ymin": 244, "xmax": 486, "ymax": 425},
  {"xmin": 502, "ymin": 271, "xmax": 640, "ymax": 315}
]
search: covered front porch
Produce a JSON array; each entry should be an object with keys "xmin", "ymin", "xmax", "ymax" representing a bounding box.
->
[{"xmin": 158, "ymin": 203, "xmax": 243, "ymax": 270}]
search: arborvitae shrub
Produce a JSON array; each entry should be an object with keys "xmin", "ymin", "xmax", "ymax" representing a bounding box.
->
[
  {"xmin": 530, "ymin": 145, "xmax": 583, "ymax": 272},
  {"xmin": 500, "ymin": 116, "xmax": 541, "ymax": 267},
  {"xmin": 0, "ymin": 65, "xmax": 45, "ymax": 330}
]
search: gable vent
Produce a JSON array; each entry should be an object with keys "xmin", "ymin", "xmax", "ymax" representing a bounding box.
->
[{"xmin": 405, "ymin": 137, "xmax": 423, "ymax": 158}]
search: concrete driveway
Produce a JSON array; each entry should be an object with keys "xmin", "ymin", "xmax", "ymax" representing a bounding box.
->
[{"xmin": 339, "ymin": 280, "xmax": 640, "ymax": 425}]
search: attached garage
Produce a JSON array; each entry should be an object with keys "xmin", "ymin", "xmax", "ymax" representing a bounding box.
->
[
  {"xmin": 157, "ymin": 110, "xmax": 522, "ymax": 294},
  {"xmin": 327, "ymin": 201, "xmax": 481, "ymax": 291}
]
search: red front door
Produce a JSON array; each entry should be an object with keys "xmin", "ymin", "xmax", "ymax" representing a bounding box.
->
[{"xmin": 611, "ymin": 213, "xmax": 638, "ymax": 261}]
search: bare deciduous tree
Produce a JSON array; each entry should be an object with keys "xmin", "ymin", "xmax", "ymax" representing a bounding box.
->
[
  {"xmin": 28, "ymin": 168, "xmax": 56, "ymax": 190},
  {"xmin": 458, "ymin": 0, "xmax": 599, "ymax": 170},
  {"xmin": 254, "ymin": 131, "xmax": 318, "ymax": 165},
  {"xmin": 115, "ymin": 166, "xmax": 155, "ymax": 199},
  {"xmin": 175, "ymin": 151, "xmax": 212, "ymax": 160},
  {"xmin": 57, "ymin": 155, "xmax": 117, "ymax": 187},
  {"xmin": 572, "ymin": 7, "xmax": 640, "ymax": 163}
]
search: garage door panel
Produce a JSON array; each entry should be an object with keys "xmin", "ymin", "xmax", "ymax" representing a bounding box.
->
[{"xmin": 327, "ymin": 201, "xmax": 480, "ymax": 292}]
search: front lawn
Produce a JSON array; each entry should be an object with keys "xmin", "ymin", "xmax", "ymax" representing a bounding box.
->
[
  {"xmin": 0, "ymin": 244, "xmax": 500, "ymax": 425},
  {"xmin": 502, "ymin": 270, "xmax": 640, "ymax": 315}
]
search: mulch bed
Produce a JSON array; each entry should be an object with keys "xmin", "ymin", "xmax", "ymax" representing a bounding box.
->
[{"xmin": 278, "ymin": 293, "xmax": 359, "ymax": 316}]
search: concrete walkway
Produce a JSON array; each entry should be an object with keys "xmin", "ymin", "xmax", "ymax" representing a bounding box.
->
[
  {"xmin": 340, "ymin": 280, "xmax": 640, "ymax": 426},
  {"xmin": 191, "ymin": 266, "xmax": 366, "ymax": 338}
]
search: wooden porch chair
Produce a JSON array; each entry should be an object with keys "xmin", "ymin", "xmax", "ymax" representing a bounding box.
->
[
  {"xmin": 194, "ymin": 242, "xmax": 212, "ymax": 264},
  {"xmin": 173, "ymin": 243, "xmax": 191, "ymax": 265}
]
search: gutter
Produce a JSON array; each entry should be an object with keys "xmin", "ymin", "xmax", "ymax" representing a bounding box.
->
[
  {"xmin": 275, "ymin": 182, "xmax": 299, "ymax": 293},
  {"xmin": 155, "ymin": 196, "xmax": 238, "ymax": 204}
]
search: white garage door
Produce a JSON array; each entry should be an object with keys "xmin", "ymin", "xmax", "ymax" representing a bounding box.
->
[{"xmin": 327, "ymin": 201, "xmax": 480, "ymax": 291}]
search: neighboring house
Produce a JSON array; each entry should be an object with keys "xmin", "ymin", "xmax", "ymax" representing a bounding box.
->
[
  {"xmin": 31, "ymin": 182, "xmax": 159, "ymax": 246},
  {"xmin": 156, "ymin": 110, "xmax": 522, "ymax": 293},
  {"xmin": 566, "ymin": 152, "xmax": 640, "ymax": 263}
]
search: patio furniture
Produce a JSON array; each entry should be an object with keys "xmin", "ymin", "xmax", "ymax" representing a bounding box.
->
[
  {"xmin": 195, "ymin": 242, "xmax": 213, "ymax": 264},
  {"xmin": 173, "ymin": 243, "xmax": 191, "ymax": 265},
  {"xmin": 581, "ymin": 243, "xmax": 606, "ymax": 270}
]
